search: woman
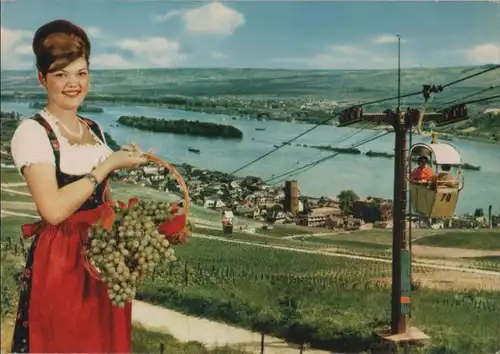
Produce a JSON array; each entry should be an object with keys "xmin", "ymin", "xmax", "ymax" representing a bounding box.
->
[{"xmin": 10, "ymin": 19, "xmax": 148, "ymax": 353}]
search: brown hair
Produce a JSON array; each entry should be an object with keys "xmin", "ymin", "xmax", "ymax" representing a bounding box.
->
[{"xmin": 32, "ymin": 19, "xmax": 91, "ymax": 76}]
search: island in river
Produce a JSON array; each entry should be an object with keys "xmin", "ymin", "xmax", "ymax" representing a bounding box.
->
[
  {"xmin": 298, "ymin": 144, "xmax": 481, "ymax": 171},
  {"xmin": 29, "ymin": 101, "xmax": 104, "ymax": 113},
  {"xmin": 117, "ymin": 115, "xmax": 243, "ymax": 139}
]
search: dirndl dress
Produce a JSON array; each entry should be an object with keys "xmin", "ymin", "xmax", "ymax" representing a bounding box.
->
[{"xmin": 10, "ymin": 114, "xmax": 132, "ymax": 353}]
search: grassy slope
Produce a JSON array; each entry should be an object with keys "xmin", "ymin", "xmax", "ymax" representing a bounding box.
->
[
  {"xmin": 1, "ymin": 169, "xmax": 23, "ymax": 184},
  {"xmin": 138, "ymin": 237, "xmax": 500, "ymax": 354},
  {"xmin": 414, "ymin": 230, "xmax": 500, "ymax": 250},
  {"xmin": 2, "ymin": 179, "xmax": 500, "ymax": 353}
]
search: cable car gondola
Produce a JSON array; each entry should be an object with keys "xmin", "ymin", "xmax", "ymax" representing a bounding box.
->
[
  {"xmin": 409, "ymin": 137, "xmax": 464, "ymax": 218},
  {"xmin": 221, "ymin": 210, "xmax": 234, "ymax": 234}
]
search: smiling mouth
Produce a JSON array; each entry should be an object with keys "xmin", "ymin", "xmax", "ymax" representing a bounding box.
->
[{"xmin": 63, "ymin": 91, "xmax": 81, "ymax": 98}]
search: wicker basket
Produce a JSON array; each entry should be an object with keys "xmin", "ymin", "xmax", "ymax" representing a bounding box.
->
[{"xmin": 83, "ymin": 154, "xmax": 192, "ymax": 282}]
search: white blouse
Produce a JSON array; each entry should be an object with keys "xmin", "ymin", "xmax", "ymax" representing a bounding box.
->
[{"xmin": 11, "ymin": 110, "xmax": 113, "ymax": 176}]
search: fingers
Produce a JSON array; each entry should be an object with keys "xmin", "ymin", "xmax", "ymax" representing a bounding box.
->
[
  {"xmin": 131, "ymin": 142, "xmax": 147, "ymax": 154},
  {"xmin": 121, "ymin": 142, "xmax": 142, "ymax": 152},
  {"xmin": 130, "ymin": 143, "xmax": 140, "ymax": 153},
  {"xmin": 125, "ymin": 142, "xmax": 152, "ymax": 156}
]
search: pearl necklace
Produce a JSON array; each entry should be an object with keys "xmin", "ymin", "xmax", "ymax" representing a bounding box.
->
[{"xmin": 43, "ymin": 108, "xmax": 84, "ymax": 140}]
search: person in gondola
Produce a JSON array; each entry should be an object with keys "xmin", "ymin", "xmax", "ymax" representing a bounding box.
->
[
  {"xmin": 432, "ymin": 164, "xmax": 459, "ymax": 189},
  {"xmin": 9, "ymin": 19, "xmax": 149, "ymax": 353},
  {"xmin": 410, "ymin": 155, "xmax": 434, "ymax": 185}
]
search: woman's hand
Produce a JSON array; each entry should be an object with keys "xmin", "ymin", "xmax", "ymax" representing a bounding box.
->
[
  {"xmin": 120, "ymin": 142, "xmax": 153, "ymax": 156},
  {"xmin": 104, "ymin": 150, "xmax": 148, "ymax": 171}
]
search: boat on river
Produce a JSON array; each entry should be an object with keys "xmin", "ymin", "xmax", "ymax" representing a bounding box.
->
[{"xmin": 188, "ymin": 147, "xmax": 201, "ymax": 154}]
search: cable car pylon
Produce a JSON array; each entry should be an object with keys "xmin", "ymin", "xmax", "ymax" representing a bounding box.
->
[{"xmin": 339, "ymin": 34, "xmax": 432, "ymax": 350}]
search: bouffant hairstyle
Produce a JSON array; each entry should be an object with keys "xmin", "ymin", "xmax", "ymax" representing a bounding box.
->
[{"xmin": 32, "ymin": 19, "xmax": 91, "ymax": 76}]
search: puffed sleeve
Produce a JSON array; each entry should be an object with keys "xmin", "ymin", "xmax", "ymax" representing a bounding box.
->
[{"xmin": 11, "ymin": 119, "xmax": 55, "ymax": 174}]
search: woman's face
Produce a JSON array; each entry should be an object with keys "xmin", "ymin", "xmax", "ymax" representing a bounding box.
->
[{"xmin": 39, "ymin": 57, "xmax": 90, "ymax": 111}]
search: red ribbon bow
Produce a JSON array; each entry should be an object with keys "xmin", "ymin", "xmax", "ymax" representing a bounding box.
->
[{"xmin": 158, "ymin": 201, "xmax": 190, "ymax": 245}]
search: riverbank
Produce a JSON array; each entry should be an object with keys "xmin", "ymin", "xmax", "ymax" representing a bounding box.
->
[
  {"xmin": 3, "ymin": 95, "xmax": 498, "ymax": 146},
  {"xmin": 351, "ymin": 121, "xmax": 500, "ymax": 146}
]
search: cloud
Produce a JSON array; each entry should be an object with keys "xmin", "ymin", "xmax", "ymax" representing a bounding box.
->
[
  {"xmin": 274, "ymin": 44, "xmax": 408, "ymax": 70},
  {"xmin": 153, "ymin": 2, "xmax": 245, "ymax": 36},
  {"xmin": 0, "ymin": 27, "xmax": 33, "ymax": 70},
  {"xmin": 372, "ymin": 34, "xmax": 407, "ymax": 45},
  {"xmin": 1, "ymin": 25, "xmax": 185, "ymax": 70},
  {"xmin": 85, "ymin": 26, "xmax": 103, "ymax": 39},
  {"xmin": 467, "ymin": 43, "xmax": 499, "ymax": 64},
  {"xmin": 92, "ymin": 36, "xmax": 186, "ymax": 69},
  {"xmin": 153, "ymin": 9, "xmax": 184, "ymax": 23}
]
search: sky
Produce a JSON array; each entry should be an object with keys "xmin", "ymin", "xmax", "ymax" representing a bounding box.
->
[{"xmin": 1, "ymin": 0, "xmax": 499, "ymax": 71}]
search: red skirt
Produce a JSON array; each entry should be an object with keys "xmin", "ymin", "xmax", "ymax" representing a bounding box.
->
[{"xmin": 11, "ymin": 206, "xmax": 132, "ymax": 353}]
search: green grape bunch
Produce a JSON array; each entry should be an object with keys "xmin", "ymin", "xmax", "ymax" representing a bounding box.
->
[{"xmin": 85, "ymin": 199, "xmax": 178, "ymax": 308}]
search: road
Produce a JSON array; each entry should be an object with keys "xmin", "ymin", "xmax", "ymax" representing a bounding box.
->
[
  {"xmin": 1, "ymin": 182, "xmax": 27, "ymax": 187},
  {"xmin": 132, "ymin": 300, "xmax": 331, "ymax": 353}
]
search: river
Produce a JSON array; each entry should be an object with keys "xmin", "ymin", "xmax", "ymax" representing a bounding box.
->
[{"xmin": 2, "ymin": 101, "xmax": 499, "ymax": 214}]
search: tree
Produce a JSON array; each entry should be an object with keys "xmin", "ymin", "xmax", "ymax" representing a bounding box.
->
[
  {"xmin": 287, "ymin": 321, "xmax": 315, "ymax": 353},
  {"xmin": 277, "ymin": 292, "xmax": 314, "ymax": 353},
  {"xmin": 252, "ymin": 307, "xmax": 279, "ymax": 354},
  {"xmin": 337, "ymin": 190, "xmax": 360, "ymax": 215}
]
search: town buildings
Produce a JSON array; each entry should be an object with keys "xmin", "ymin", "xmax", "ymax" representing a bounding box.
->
[{"xmin": 112, "ymin": 163, "xmax": 495, "ymax": 232}]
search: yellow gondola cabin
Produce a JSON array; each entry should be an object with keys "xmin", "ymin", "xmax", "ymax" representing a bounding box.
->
[{"xmin": 409, "ymin": 141, "xmax": 464, "ymax": 218}]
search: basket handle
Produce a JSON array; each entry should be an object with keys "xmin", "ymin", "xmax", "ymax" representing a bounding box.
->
[{"xmin": 145, "ymin": 154, "xmax": 190, "ymax": 217}]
